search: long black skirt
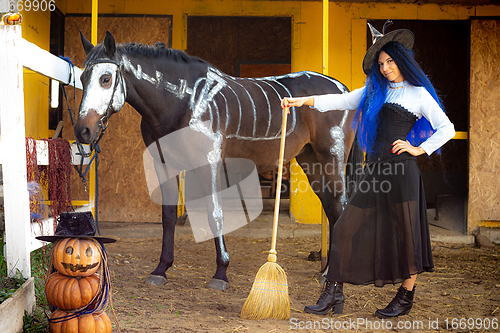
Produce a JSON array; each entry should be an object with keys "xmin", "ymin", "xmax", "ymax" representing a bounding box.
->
[{"xmin": 326, "ymin": 158, "xmax": 434, "ymax": 287}]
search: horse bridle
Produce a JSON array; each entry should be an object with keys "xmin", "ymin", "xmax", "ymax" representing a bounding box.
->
[{"xmin": 84, "ymin": 58, "xmax": 125, "ymax": 148}]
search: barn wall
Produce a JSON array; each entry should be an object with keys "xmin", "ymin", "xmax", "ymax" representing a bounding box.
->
[{"xmin": 469, "ymin": 19, "xmax": 500, "ymax": 232}]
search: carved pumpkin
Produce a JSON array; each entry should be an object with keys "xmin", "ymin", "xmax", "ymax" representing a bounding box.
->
[
  {"xmin": 49, "ymin": 309, "xmax": 112, "ymax": 333},
  {"xmin": 53, "ymin": 238, "xmax": 101, "ymax": 277},
  {"xmin": 1, "ymin": 12, "xmax": 22, "ymax": 25},
  {"xmin": 45, "ymin": 272, "xmax": 100, "ymax": 310}
]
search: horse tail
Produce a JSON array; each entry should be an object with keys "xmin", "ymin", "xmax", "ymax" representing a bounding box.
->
[{"xmin": 345, "ymin": 133, "xmax": 364, "ymax": 200}]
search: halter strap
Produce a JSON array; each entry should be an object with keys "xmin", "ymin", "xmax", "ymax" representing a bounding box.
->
[
  {"xmin": 84, "ymin": 58, "xmax": 125, "ymax": 149},
  {"xmin": 88, "ymin": 58, "xmax": 121, "ymax": 67}
]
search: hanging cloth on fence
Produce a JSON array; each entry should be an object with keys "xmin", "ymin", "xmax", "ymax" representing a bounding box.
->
[{"xmin": 25, "ymin": 137, "xmax": 72, "ymax": 226}]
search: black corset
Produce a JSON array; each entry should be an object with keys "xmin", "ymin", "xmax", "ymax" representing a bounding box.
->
[{"xmin": 366, "ymin": 103, "xmax": 418, "ymax": 163}]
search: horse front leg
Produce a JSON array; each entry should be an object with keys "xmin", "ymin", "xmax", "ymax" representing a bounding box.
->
[
  {"xmin": 145, "ymin": 164, "xmax": 180, "ymax": 286},
  {"xmin": 146, "ymin": 203, "xmax": 177, "ymax": 286}
]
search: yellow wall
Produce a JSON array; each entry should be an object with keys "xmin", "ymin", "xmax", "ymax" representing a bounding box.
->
[
  {"xmin": 20, "ymin": 8, "xmax": 51, "ymax": 139},
  {"xmin": 50, "ymin": 0, "xmax": 500, "ymax": 228}
]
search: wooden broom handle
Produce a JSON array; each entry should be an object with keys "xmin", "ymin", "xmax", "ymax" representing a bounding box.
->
[{"xmin": 270, "ymin": 106, "xmax": 289, "ymax": 255}]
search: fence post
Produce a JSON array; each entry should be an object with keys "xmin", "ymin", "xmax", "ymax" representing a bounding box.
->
[{"xmin": 0, "ymin": 25, "xmax": 31, "ymax": 279}]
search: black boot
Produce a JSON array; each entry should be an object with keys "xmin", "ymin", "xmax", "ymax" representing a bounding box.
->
[
  {"xmin": 375, "ymin": 285, "xmax": 415, "ymax": 319},
  {"xmin": 304, "ymin": 280, "xmax": 344, "ymax": 315}
]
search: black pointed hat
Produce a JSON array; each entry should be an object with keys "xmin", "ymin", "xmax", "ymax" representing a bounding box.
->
[
  {"xmin": 362, "ymin": 20, "xmax": 415, "ymax": 75},
  {"xmin": 36, "ymin": 210, "xmax": 115, "ymax": 243}
]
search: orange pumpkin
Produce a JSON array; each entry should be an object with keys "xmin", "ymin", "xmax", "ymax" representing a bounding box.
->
[
  {"xmin": 49, "ymin": 309, "xmax": 112, "ymax": 333},
  {"xmin": 53, "ymin": 238, "xmax": 101, "ymax": 277},
  {"xmin": 45, "ymin": 272, "xmax": 100, "ymax": 310},
  {"xmin": 7, "ymin": 13, "xmax": 21, "ymax": 22},
  {"xmin": 1, "ymin": 13, "xmax": 22, "ymax": 25}
]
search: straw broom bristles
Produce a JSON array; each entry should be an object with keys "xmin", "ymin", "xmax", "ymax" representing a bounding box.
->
[
  {"xmin": 240, "ymin": 250, "xmax": 290, "ymax": 320},
  {"xmin": 240, "ymin": 105, "xmax": 291, "ymax": 320}
]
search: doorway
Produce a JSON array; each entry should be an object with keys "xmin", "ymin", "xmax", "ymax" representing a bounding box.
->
[{"xmin": 186, "ymin": 16, "xmax": 292, "ymax": 200}]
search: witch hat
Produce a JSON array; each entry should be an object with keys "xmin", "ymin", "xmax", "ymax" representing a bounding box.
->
[
  {"xmin": 362, "ymin": 20, "xmax": 415, "ymax": 75},
  {"xmin": 36, "ymin": 209, "xmax": 115, "ymax": 243}
]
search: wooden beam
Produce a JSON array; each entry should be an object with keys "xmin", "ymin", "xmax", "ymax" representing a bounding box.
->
[
  {"xmin": 453, "ymin": 131, "xmax": 468, "ymax": 140},
  {"xmin": 34, "ymin": 140, "xmax": 91, "ymax": 165},
  {"xmin": 322, "ymin": 0, "xmax": 329, "ymax": 76},
  {"xmin": 320, "ymin": 0, "xmax": 329, "ymax": 272},
  {"xmin": 0, "ymin": 25, "xmax": 31, "ymax": 279},
  {"xmin": 20, "ymin": 38, "xmax": 83, "ymax": 89},
  {"xmin": 92, "ymin": 0, "xmax": 98, "ymax": 45}
]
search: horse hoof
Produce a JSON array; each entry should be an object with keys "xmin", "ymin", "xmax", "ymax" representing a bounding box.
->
[
  {"xmin": 176, "ymin": 213, "xmax": 189, "ymax": 226},
  {"xmin": 206, "ymin": 278, "xmax": 229, "ymax": 290},
  {"xmin": 308, "ymin": 250, "xmax": 321, "ymax": 261},
  {"xmin": 145, "ymin": 275, "xmax": 168, "ymax": 286}
]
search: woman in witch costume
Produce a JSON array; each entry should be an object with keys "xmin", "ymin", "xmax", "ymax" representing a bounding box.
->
[{"xmin": 281, "ymin": 21, "xmax": 455, "ymax": 318}]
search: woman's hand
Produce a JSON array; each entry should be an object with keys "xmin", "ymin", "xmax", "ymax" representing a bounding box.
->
[
  {"xmin": 281, "ymin": 97, "xmax": 314, "ymax": 109},
  {"xmin": 391, "ymin": 139, "xmax": 426, "ymax": 156}
]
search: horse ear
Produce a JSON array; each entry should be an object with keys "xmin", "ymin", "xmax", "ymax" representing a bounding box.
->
[
  {"xmin": 80, "ymin": 30, "xmax": 94, "ymax": 55},
  {"xmin": 104, "ymin": 31, "xmax": 116, "ymax": 58}
]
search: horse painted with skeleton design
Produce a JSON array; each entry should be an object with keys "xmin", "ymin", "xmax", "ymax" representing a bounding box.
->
[{"xmin": 75, "ymin": 31, "xmax": 358, "ymax": 289}]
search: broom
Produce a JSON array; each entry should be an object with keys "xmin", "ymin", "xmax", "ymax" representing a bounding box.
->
[{"xmin": 240, "ymin": 105, "xmax": 291, "ymax": 320}]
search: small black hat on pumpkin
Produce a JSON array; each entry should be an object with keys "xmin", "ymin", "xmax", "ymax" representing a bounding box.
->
[{"xmin": 36, "ymin": 210, "xmax": 115, "ymax": 243}]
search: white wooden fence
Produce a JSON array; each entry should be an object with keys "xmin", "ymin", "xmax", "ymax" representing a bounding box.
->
[{"xmin": 0, "ymin": 25, "xmax": 88, "ymax": 279}]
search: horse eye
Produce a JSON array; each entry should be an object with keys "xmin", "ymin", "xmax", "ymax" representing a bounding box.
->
[
  {"xmin": 85, "ymin": 247, "xmax": 93, "ymax": 257},
  {"xmin": 65, "ymin": 246, "xmax": 74, "ymax": 255},
  {"xmin": 100, "ymin": 75, "xmax": 111, "ymax": 86}
]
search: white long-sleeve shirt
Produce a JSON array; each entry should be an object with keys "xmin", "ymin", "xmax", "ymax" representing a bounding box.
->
[{"xmin": 311, "ymin": 81, "xmax": 455, "ymax": 155}]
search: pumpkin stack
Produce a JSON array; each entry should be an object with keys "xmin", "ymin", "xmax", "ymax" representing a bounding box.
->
[
  {"xmin": 36, "ymin": 210, "xmax": 117, "ymax": 333},
  {"xmin": 46, "ymin": 238, "xmax": 113, "ymax": 333}
]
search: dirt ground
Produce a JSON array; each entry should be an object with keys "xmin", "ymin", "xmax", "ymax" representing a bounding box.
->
[{"xmin": 101, "ymin": 214, "xmax": 500, "ymax": 333}]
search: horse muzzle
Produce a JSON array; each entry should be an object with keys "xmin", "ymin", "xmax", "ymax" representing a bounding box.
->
[{"xmin": 74, "ymin": 109, "xmax": 102, "ymax": 144}]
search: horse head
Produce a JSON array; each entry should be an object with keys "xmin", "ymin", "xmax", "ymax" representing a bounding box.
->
[{"xmin": 76, "ymin": 31, "xmax": 126, "ymax": 144}]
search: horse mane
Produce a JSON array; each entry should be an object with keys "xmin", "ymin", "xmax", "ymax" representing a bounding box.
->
[{"xmin": 83, "ymin": 41, "xmax": 208, "ymax": 67}]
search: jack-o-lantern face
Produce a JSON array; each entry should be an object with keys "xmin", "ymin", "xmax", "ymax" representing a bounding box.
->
[{"xmin": 53, "ymin": 238, "xmax": 101, "ymax": 277}]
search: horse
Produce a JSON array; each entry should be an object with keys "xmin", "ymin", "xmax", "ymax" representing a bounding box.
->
[{"xmin": 75, "ymin": 31, "xmax": 358, "ymax": 290}]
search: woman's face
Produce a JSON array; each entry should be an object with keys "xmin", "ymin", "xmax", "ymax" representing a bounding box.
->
[{"xmin": 378, "ymin": 51, "xmax": 404, "ymax": 83}]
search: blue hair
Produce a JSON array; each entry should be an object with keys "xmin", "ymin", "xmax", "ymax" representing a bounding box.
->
[{"xmin": 352, "ymin": 41, "xmax": 444, "ymax": 155}]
